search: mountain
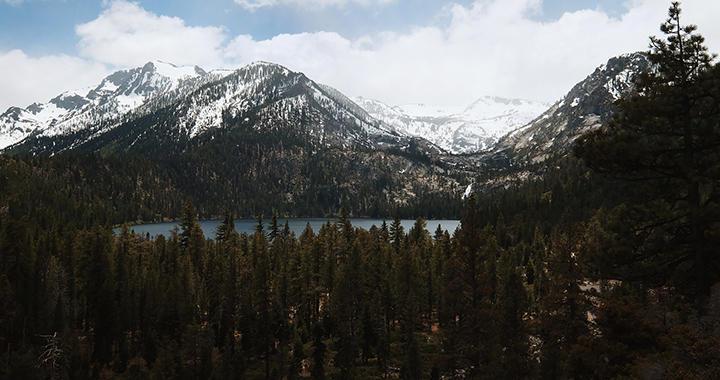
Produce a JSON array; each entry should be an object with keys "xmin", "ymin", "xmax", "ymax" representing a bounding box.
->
[
  {"xmin": 2, "ymin": 61, "xmax": 424, "ymax": 157},
  {"xmin": 354, "ymin": 96, "xmax": 551, "ymax": 154},
  {"xmin": 0, "ymin": 61, "xmax": 470, "ymax": 219},
  {"xmin": 484, "ymin": 52, "xmax": 652, "ymax": 165},
  {"xmin": 0, "ymin": 61, "xmax": 224, "ymax": 150},
  {"xmin": 1, "ymin": 53, "xmax": 650, "ymax": 161},
  {"xmin": 0, "ymin": 53, "xmax": 655, "ymax": 218}
]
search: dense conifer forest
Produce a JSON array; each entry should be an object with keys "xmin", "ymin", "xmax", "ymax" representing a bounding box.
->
[
  {"xmin": 2, "ymin": 2, "xmax": 720, "ymax": 379},
  {"xmin": 3, "ymin": 153, "xmax": 720, "ymax": 380}
]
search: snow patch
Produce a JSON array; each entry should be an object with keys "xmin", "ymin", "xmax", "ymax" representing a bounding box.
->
[
  {"xmin": 153, "ymin": 61, "xmax": 201, "ymax": 81},
  {"xmin": 356, "ymin": 95, "xmax": 551, "ymax": 154},
  {"xmin": 604, "ymin": 68, "xmax": 635, "ymax": 100},
  {"xmin": 462, "ymin": 183, "xmax": 473, "ymax": 199},
  {"xmin": 116, "ymin": 92, "xmax": 145, "ymax": 111},
  {"xmin": 98, "ymin": 81, "xmax": 118, "ymax": 93}
]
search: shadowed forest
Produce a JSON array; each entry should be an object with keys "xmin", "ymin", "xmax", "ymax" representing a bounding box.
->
[{"xmin": 3, "ymin": 2, "xmax": 720, "ymax": 379}]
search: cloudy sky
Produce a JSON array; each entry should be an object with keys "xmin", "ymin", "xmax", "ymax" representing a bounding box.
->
[{"xmin": 2, "ymin": 0, "xmax": 720, "ymax": 112}]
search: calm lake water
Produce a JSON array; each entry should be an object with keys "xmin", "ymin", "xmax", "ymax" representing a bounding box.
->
[{"xmin": 119, "ymin": 218, "xmax": 460, "ymax": 239}]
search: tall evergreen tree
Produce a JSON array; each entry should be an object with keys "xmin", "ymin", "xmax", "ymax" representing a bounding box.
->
[
  {"xmin": 310, "ymin": 322, "xmax": 326, "ymax": 379},
  {"xmin": 179, "ymin": 198, "xmax": 205, "ymax": 272},
  {"xmin": 441, "ymin": 195, "xmax": 499, "ymax": 376},
  {"xmin": 536, "ymin": 216, "xmax": 593, "ymax": 379},
  {"xmin": 575, "ymin": 2, "xmax": 720, "ymax": 304},
  {"xmin": 495, "ymin": 248, "xmax": 531, "ymax": 379},
  {"xmin": 250, "ymin": 225, "xmax": 274, "ymax": 380},
  {"xmin": 215, "ymin": 209, "xmax": 236, "ymax": 243},
  {"xmin": 389, "ymin": 211, "xmax": 404, "ymax": 256}
]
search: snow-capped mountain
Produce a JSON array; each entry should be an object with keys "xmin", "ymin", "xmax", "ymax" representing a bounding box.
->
[
  {"xmin": 0, "ymin": 61, "xmax": 230, "ymax": 150},
  {"xmin": 1, "ymin": 52, "xmax": 653, "ymax": 167},
  {"xmin": 486, "ymin": 52, "xmax": 652, "ymax": 164},
  {"xmin": 354, "ymin": 96, "xmax": 551, "ymax": 154},
  {"xmin": 2, "ymin": 61, "xmax": 417, "ymax": 156}
]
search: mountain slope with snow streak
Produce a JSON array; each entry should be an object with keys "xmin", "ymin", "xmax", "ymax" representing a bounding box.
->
[
  {"xmin": 486, "ymin": 52, "xmax": 651, "ymax": 165},
  {"xmin": 354, "ymin": 96, "xmax": 551, "ymax": 154},
  {"xmin": 0, "ymin": 61, "xmax": 229, "ymax": 150},
  {"xmin": 3, "ymin": 61, "xmax": 422, "ymax": 157}
]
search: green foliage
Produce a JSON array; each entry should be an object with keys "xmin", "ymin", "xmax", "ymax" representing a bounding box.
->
[
  {"xmin": 575, "ymin": 2, "xmax": 720, "ymax": 301},
  {"xmin": 2, "ymin": 147, "xmax": 720, "ymax": 378},
  {"xmin": 2, "ymin": 5, "xmax": 720, "ymax": 379}
]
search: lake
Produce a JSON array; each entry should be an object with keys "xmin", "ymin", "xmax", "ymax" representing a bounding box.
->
[{"xmin": 119, "ymin": 218, "xmax": 460, "ymax": 239}]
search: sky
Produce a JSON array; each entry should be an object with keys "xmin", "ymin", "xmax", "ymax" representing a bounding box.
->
[{"xmin": 1, "ymin": 0, "xmax": 720, "ymax": 112}]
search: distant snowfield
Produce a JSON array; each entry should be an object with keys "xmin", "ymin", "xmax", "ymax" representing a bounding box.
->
[
  {"xmin": 393, "ymin": 103, "xmax": 465, "ymax": 118},
  {"xmin": 153, "ymin": 60, "xmax": 201, "ymax": 80},
  {"xmin": 354, "ymin": 96, "xmax": 551, "ymax": 154}
]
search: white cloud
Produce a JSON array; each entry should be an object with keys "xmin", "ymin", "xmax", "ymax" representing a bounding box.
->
[
  {"xmin": 0, "ymin": 50, "xmax": 109, "ymax": 111},
  {"xmin": 222, "ymin": 0, "xmax": 651, "ymax": 105},
  {"xmin": 75, "ymin": 0, "xmax": 227, "ymax": 68},
  {"xmin": 5, "ymin": 0, "xmax": 720, "ymax": 113},
  {"xmin": 223, "ymin": 0, "xmax": 720, "ymax": 106},
  {"xmin": 235, "ymin": 0, "xmax": 394, "ymax": 11}
]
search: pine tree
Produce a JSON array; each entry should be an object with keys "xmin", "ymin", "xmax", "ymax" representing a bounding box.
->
[
  {"xmin": 267, "ymin": 211, "xmax": 278, "ymax": 243},
  {"xmin": 495, "ymin": 248, "xmax": 531, "ymax": 379},
  {"xmin": 215, "ymin": 209, "xmax": 236, "ymax": 243},
  {"xmin": 331, "ymin": 242, "xmax": 363, "ymax": 377},
  {"xmin": 310, "ymin": 323, "xmax": 326, "ymax": 379},
  {"xmin": 389, "ymin": 211, "xmax": 404, "ymax": 256},
  {"xmin": 575, "ymin": 2, "xmax": 720, "ymax": 304},
  {"xmin": 79, "ymin": 226, "xmax": 117, "ymax": 364},
  {"xmin": 179, "ymin": 198, "xmax": 205, "ymax": 272},
  {"xmin": 441, "ymin": 195, "xmax": 499, "ymax": 376},
  {"xmin": 536, "ymin": 216, "xmax": 593, "ymax": 379},
  {"xmin": 250, "ymin": 225, "xmax": 274, "ymax": 380}
]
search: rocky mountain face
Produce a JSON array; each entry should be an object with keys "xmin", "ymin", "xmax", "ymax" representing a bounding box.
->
[
  {"xmin": 3, "ymin": 61, "xmax": 427, "ymax": 157},
  {"xmin": 1, "ymin": 53, "xmax": 650, "ymax": 162},
  {"xmin": 0, "ymin": 61, "xmax": 221, "ymax": 150},
  {"xmin": 354, "ymin": 96, "xmax": 551, "ymax": 154},
  {"xmin": 0, "ymin": 61, "xmax": 472, "ymax": 218},
  {"xmin": 0, "ymin": 53, "xmax": 654, "ymax": 213},
  {"xmin": 483, "ymin": 52, "xmax": 652, "ymax": 165}
]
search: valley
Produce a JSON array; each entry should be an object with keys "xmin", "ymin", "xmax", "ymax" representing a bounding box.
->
[
  {"xmin": 0, "ymin": 52, "xmax": 650, "ymax": 222},
  {"xmin": 2, "ymin": 7, "xmax": 720, "ymax": 377}
]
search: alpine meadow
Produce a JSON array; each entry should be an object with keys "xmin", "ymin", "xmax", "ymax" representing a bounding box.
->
[{"xmin": 3, "ymin": 2, "xmax": 720, "ymax": 379}]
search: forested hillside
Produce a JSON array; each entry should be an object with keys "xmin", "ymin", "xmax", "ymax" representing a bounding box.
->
[
  {"xmin": 2, "ymin": 3, "xmax": 720, "ymax": 380},
  {"xmin": 0, "ymin": 123, "xmax": 467, "ymax": 229},
  {"xmin": 3, "ymin": 153, "xmax": 720, "ymax": 379}
]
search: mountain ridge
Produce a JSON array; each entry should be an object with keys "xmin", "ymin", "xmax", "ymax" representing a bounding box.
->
[
  {"xmin": 353, "ymin": 95, "xmax": 552, "ymax": 154},
  {"xmin": 484, "ymin": 52, "xmax": 651, "ymax": 165},
  {"xmin": 2, "ymin": 61, "xmax": 426, "ymax": 157},
  {"xmin": 0, "ymin": 60, "xmax": 233, "ymax": 150},
  {"xmin": 1, "ymin": 52, "xmax": 652, "ymax": 171},
  {"xmin": 0, "ymin": 52, "xmax": 657, "ymax": 220}
]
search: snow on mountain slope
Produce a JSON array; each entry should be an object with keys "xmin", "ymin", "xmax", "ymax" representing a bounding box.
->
[
  {"xmin": 354, "ymin": 96, "xmax": 551, "ymax": 154},
  {"xmin": 487, "ymin": 52, "xmax": 651, "ymax": 164},
  {"xmin": 393, "ymin": 103, "xmax": 464, "ymax": 118},
  {"xmin": 153, "ymin": 60, "xmax": 206, "ymax": 80},
  {"xmin": 0, "ymin": 61, "xmax": 229, "ymax": 150},
  {"xmin": 2, "ymin": 60, "xmax": 413, "ymax": 156},
  {"xmin": 157, "ymin": 62, "xmax": 399, "ymax": 146}
]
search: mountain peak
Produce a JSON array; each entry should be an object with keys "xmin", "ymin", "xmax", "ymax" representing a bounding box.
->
[
  {"xmin": 355, "ymin": 96, "xmax": 551, "ymax": 154},
  {"xmin": 146, "ymin": 60, "xmax": 207, "ymax": 80},
  {"xmin": 0, "ymin": 60, "xmax": 223, "ymax": 150},
  {"xmin": 244, "ymin": 61, "xmax": 292, "ymax": 74},
  {"xmin": 488, "ymin": 51, "xmax": 651, "ymax": 164},
  {"xmin": 0, "ymin": 59, "xmax": 414, "ymax": 156}
]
